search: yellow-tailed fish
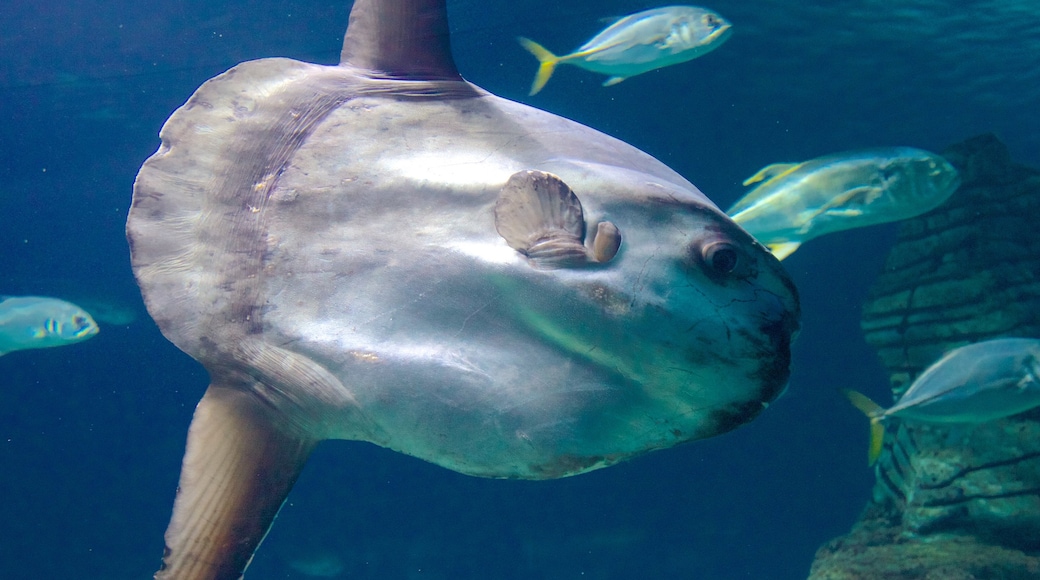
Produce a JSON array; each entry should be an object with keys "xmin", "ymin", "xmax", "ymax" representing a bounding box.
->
[
  {"xmin": 518, "ymin": 5, "xmax": 732, "ymax": 95},
  {"xmin": 845, "ymin": 338, "xmax": 1040, "ymax": 465},
  {"xmin": 728, "ymin": 147, "xmax": 960, "ymax": 260},
  {"xmin": 0, "ymin": 295, "xmax": 99, "ymax": 356}
]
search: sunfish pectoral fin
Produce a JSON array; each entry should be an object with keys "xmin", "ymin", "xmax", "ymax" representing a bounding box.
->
[
  {"xmin": 742, "ymin": 163, "xmax": 801, "ymax": 187},
  {"xmin": 767, "ymin": 241, "xmax": 802, "ymax": 261},
  {"xmin": 518, "ymin": 37, "xmax": 559, "ymax": 95},
  {"xmin": 495, "ymin": 170, "xmax": 590, "ymax": 269},
  {"xmin": 602, "ymin": 76, "xmax": 626, "ymax": 87},
  {"xmin": 842, "ymin": 389, "xmax": 886, "ymax": 466},
  {"xmin": 155, "ymin": 384, "xmax": 317, "ymax": 580}
]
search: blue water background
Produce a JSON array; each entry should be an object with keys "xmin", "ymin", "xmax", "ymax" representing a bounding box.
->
[{"xmin": 1, "ymin": 1, "xmax": 1037, "ymax": 578}]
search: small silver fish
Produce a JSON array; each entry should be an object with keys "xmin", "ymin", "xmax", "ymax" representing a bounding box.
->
[
  {"xmin": 728, "ymin": 147, "xmax": 960, "ymax": 260},
  {"xmin": 845, "ymin": 338, "xmax": 1040, "ymax": 465},
  {"xmin": 0, "ymin": 296, "xmax": 99, "ymax": 356},
  {"xmin": 518, "ymin": 5, "xmax": 732, "ymax": 95}
]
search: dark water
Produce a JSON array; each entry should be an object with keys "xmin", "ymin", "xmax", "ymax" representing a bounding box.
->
[{"xmin": 1, "ymin": 1, "xmax": 1036, "ymax": 578}]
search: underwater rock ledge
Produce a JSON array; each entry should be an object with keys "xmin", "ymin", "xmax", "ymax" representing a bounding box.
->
[{"xmin": 807, "ymin": 134, "xmax": 1040, "ymax": 579}]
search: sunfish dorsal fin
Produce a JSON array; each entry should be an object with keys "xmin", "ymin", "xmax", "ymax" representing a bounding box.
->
[
  {"xmin": 155, "ymin": 385, "xmax": 317, "ymax": 580},
  {"xmin": 742, "ymin": 162, "xmax": 801, "ymax": 187},
  {"xmin": 340, "ymin": 0, "xmax": 461, "ymax": 80}
]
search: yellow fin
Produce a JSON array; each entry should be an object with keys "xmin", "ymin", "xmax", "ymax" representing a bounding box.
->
[
  {"xmin": 742, "ymin": 162, "xmax": 801, "ymax": 187},
  {"xmin": 767, "ymin": 241, "xmax": 802, "ymax": 261},
  {"xmin": 843, "ymin": 389, "xmax": 886, "ymax": 466},
  {"xmin": 518, "ymin": 37, "xmax": 559, "ymax": 95}
]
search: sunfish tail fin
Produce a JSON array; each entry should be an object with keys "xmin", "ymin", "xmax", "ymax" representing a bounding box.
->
[
  {"xmin": 842, "ymin": 389, "xmax": 886, "ymax": 466},
  {"xmin": 518, "ymin": 37, "xmax": 559, "ymax": 95},
  {"xmin": 155, "ymin": 385, "xmax": 317, "ymax": 580}
]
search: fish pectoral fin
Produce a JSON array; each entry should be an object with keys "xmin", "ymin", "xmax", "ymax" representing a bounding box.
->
[
  {"xmin": 767, "ymin": 241, "xmax": 802, "ymax": 261},
  {"xmin": 155, "ymin": 384, "xmax": 317, "ymax": 580},
  {"xmin": 495, "ymin": 170, "xmax": 596, "ymax": 269},
  {"xmin": 793, "ymin": 186, "xmax": 879, "ymax": 234},
  {"xmin": 819, "ymin": 186, "xmax": 882, "ymax": 215},
  {"xmin": 518, "ymin": 37, "xmax": 560, "ymax": 95},
  {"xmin": 742, "ymin": 163, "xmax": 801, "ymax": 187},
  {"xmin": 602, "ymin": 76, "xmax": 627, "ymax": 87}
]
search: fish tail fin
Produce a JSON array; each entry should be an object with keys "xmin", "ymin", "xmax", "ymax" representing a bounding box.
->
[
  {"xmin": 842, "ymin": 389, "xmax": 886, "ymax": 466},
  {"xmin": 767, "ymin": 241, "xmax": 802, "ymax": 261},
  {"xmin": 518, "ymin": 37, "xmax": 559, "ymax": 95}
]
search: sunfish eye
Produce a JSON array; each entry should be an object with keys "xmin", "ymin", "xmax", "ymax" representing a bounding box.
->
[{"xmin": 702, "ymin": 241, "xmax": 740, "ymax": 275}]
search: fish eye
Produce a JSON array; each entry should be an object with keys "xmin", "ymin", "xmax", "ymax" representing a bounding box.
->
[
  {"xmin": 73, "ymin": 316, "xmax": 87, "ymax": 327},
  {"xmin": 703, "ymin": 14, "xmax": 720, "ymax": 28},
  {"xmin": 700, "ymin": 241, "xmax": 744, "ymax": 277}
]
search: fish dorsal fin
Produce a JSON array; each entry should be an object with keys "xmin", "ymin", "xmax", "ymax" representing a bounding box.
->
[
  {"xmin": 742, "ymin": 162, "xmax": 801, "ymax": 187},
  {"xmin": 727, "ymin": 162, "xmax": 803, "ymax": 217},
  {"xmin": 340, "ymin": 0, "xmax": 461, "ymax": 80},
  {"xmin": 496, "ymin": 170, "xmax": 622, "ymax": 269}
]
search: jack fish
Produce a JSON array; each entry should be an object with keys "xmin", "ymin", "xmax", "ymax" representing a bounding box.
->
[
  {"xmin": 846, "ymin": 338, "xmax": 1040, "ymax": 465},
  {"xmin": 727, "ymin": 147, "xmax": 960, "ymax": 260},
  {"xmin": 519, "ymin": 5, "xmax": 732, "ymax": 95},
  {"xmin": 0, "ymin": 296, "xmax": 98, "ymax": 356}
]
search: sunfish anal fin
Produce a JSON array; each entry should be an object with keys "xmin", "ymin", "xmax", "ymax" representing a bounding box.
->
[{"xmin": 155, "ymin": 385, "xmax": 317, "ymax": 580}]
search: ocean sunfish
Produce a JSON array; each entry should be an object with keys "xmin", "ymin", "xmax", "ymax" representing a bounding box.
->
[
  {"xmin": 727, "ymin": 147, "xmax": 960, "ymax": 260},
  {"xmin": 845, "ymin": 337, "xmax": 1040, "ymax": 465},
  {"xmin": 518, "ymin": 5, "xmax": 732, "ymax": 95},
  {"xmin": 0, "ymin": 295, "xmax": 99, "ymax": 356},
  {"xmin": 127, "ymin": 0, "xmax": 799, "ymax": 577}
]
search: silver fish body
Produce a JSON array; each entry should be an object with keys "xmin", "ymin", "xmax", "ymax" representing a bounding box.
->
[
  {"xmin": 0, "ymin": 296, "xmax": 99, "ymax": 356},
  {"xmin": 888, "ymin": 338, "xmax": 1040, "ymax": 423},
  {"xmin": 519, "ymin": 5, "xmax": 732, "ymax": 94},
  {"xmin": 846, "ymin": 337, "xmax": 1040, "ymax": 464},
  {"xmin": 728, "ymin": 147, "xmax": 960, "ymax": 259}
]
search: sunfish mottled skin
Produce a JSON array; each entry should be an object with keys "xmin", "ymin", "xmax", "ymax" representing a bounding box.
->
[
  {"xmin": 0, "ymin": 295, "xmax": 98, "ymax": 356},
  {"xmin": 728, "ymin": 147, "xmax": 960, "ymax": 260},
  {"xmin": 846, "ymin": 338, "xmax": 1040, "ymax": 465},
  {"xmin": 126, "ymin": 0, "xmax": 799, "ymax": 578},
  {"xmin": 519, "ymin": 5, "xmax": 732, "ymax": 95}
]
